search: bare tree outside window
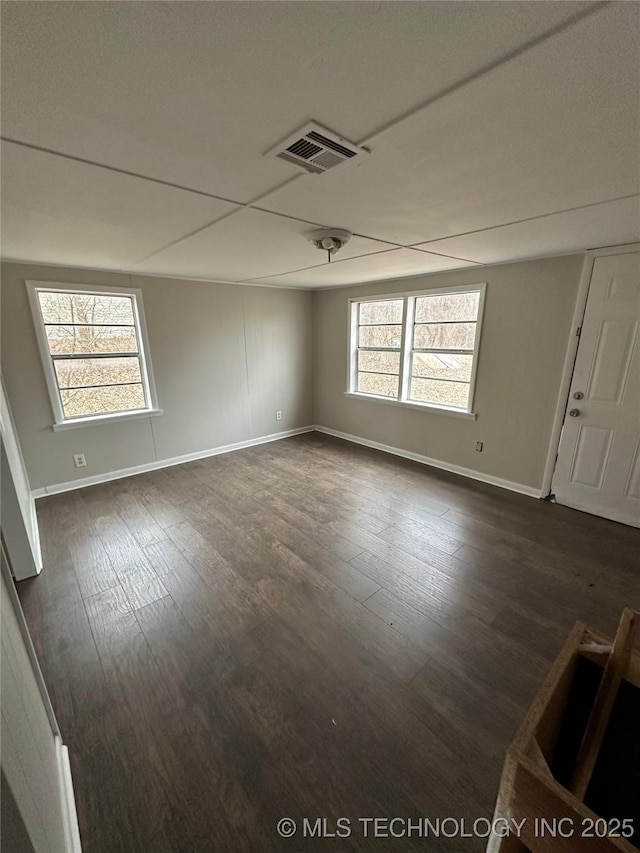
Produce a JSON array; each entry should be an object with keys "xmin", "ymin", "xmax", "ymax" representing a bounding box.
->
[
  {"xmin": 351, "ymin": 288, "xmax": 484, "ymax": 411},
  {"xmin": 409, "ymin": 291, "xmax": 480, "ymax": 409},
  {"xmin": 356, "ymin": 299, "xmax": 403, "ymax": 398},
  {"xmin": 36, "ymin": 291, "xmax": 149, "ymax": 418}
]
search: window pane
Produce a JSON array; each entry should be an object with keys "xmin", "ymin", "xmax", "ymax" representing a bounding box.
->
[
  {"xmin": 60, "ymin": 384, "xmax": 146, "ymax": 418},
  {"xmin": 410, "ymin": 377, "xmax": 470, "ymax": 409},
  {"xmin": 357, "ymin": 372, "xmax": 399, "ymax": 398},
  {"xmin": 46, "ymin": 325, "xmax": 138, "ymax": 355},
  {"xmin": 358, "ymin": 325, "xmax": 402, "ymax": 348},
  {"xmin": 358, "ymin": 299, "xmax": 403, "ymax": 325},
  {"xmin": 38, "ymin": 292, "xmax": 134, "ymax": 325},
  {"xmin": 414, "ymin": 292, "xmax": 480, "ymax": 323},
  {"xmin": 412, "ymin": 352, "xmax": 473, "ymax": 382},
  {"xmin": 414, "ymin": 322, "xmax": 476, "ymax": 350},
  {"xmin": 358, "ymin": 350, "xmax": 400, "ymax": 375},
  {"xmin": 54, "ymin": 357, "xmax": 142, "ymax": 389}
]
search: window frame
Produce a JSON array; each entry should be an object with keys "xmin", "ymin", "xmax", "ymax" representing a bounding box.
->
[
  {"xmin": 347, "ymin": 282, "xmax": 486, "ymax": 419},
  {"xmin": 26, "ymin": 281, "xmax": 161, "ymax": 431}
]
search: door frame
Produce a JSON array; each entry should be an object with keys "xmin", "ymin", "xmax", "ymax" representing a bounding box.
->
[{"xmin": 541, "ymin": 242, "xmax": 640, "ymax": 499}]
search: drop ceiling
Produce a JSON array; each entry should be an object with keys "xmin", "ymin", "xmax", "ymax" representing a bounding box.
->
[{"xmin": 1, "ymin": 1, "xmax": 638, "ymax": 289}]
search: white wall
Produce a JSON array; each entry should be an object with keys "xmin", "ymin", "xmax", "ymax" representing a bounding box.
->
[
  {"xmin": 314, "ymin": 254, "xmax": 583, "ymax": 493},
  {"xmin": 1, "ymin": 256, "xmax": 583, "ymax": 495},
  {"xmin": 1, "ymin": 553, "xmax": 79, "ymax": 852},
  {"xmin": 1, "ymin": 380, "xmax": 41, "ymax": 577},
  {"xmin": 1, "ymin": 263, "xmax": 314, "ymax": 490}
]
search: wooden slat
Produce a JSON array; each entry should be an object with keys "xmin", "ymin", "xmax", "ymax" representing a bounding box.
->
[
  {"xmin": 504, "ymin": 755, "xmax": 634, "ymax": 853},
  {"xmin": 569, "ymin": 607, "xmax": 639, "ymax": 799}
]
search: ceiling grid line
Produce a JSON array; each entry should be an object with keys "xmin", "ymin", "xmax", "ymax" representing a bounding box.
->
[
  {"xmin": 355, "ymin": 0, "xmax": 609, "ymax": 149},
  {"xmin": 2, "ymin": 1, "xmax": 637, "ymax": 287},
  {"xmin": 239, "ymin": 247, "xmax": 403, "ymax": 284},
  {"xmin": 5, "ymin": 129, "xmax": 635, "ymax": 280},
  {"xmin": 3, "ymin": 0, "xmax": 611, "ymax": 276},
  {"xmin": 239, "ymin": 245, "xmax": 489, "ymax": 286},
  {"xmin": 0, "ymin": 136, "xmax": 242, "ymax": 207},
  {"xmin": 411, "ymin": 193, "xmax": 640, "ymax": 249}
]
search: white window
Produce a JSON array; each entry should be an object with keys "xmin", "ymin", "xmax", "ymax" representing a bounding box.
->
[
  {"xmin": 27, "ymin": 282, "xmax": 160, "ymax": 430},
  {"xmin": 348, "ymin": 284, "xmax": 485, "ymax": 416}
]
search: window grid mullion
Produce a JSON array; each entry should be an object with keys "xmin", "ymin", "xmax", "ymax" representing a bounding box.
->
[
  {"xmin": 411, "ymin": 348, "xmax": 474, "ymax": 355},
  {"xmin": 410, "ymin": 376, "xmax": 470, "ymax": 386},
  {"xmin": 58, "ymin": 381, "xmax": 142, "ymax": 392},
  {"xmin": 413, "ymin": 320, "xmax": 478, "ymax": 326},
  {"xmin": 50, "ymin": 351, "xmax": 139, "ymax": 360},
  {"xmin": 44, "ymin": 322, "xmax": 135, "ymax": 328},
  {"xmin": 356, "ymin": 322, "xmax": 403, "ymax": 328}
]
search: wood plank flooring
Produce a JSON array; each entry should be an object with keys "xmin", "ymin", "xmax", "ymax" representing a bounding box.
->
[{"xmin": 17, "ymin": 433, "xmax": 640, "ymax": 852}]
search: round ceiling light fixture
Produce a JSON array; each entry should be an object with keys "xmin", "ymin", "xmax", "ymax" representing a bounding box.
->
[{"xmin": 308, "ymin": 228, "xmax": 352, "ymax": 263}]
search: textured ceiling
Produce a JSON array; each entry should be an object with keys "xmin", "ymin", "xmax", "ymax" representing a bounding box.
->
[{"xmin": 1, "ymin": 1, "xmax": 638, "ymax": 289}]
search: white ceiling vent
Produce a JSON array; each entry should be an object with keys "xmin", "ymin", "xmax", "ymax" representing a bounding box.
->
[{"xmin": 266, "ymin": 122, "xmax": 368, "ymax": 175}]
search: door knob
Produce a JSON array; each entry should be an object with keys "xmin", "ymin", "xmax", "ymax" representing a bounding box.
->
[
  {"xmin": 569, "ymin": 409, "xmax": 580, "ymax": 417},
  {"xmin": 573, "ymin": 391, "xmax": 584, "ymax": 400}
]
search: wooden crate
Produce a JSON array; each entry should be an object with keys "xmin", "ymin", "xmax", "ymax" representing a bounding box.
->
[{"xmin": 488, "ymin": 613, "xmax": 639, "ymax": 852}]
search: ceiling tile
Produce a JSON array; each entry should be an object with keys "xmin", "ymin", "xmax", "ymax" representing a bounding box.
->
[
  {"xmin": 2, "ymin": 2, "xmax": 593, "ymax": 203},
  {"xmin": 0, "ymin": 142, "xmax": 238, "ymax": 270},
  {"xmin": 250, "ymin": 249, "xmax": 479, "ymax": 289},
  {"xmin": 264, "ymin": 4, "xmax": 640, "ymax": 245},
  {"xmin": 127, "ymin": 208, "xmax": 391, "ymax": 281},
  {"xmin": 415, "ymin": 197, "xmax": 640, "ymax": 264}
]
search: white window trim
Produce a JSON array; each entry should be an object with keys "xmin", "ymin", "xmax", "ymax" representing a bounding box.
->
[
  {"xmin": 26, "ymin": 281, "xmax": 162, "ymax": 431},
  {"xmin": 347, "ymin": 282, "xmax": 486, "ymax": 418}
]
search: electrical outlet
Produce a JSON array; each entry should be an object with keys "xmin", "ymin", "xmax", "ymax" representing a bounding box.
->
[
  {"xmin": 276, "ymin": 411, "xmax": 282, "ymax": 421},
  {"xmin": 73, "ymin": 453, "xmax": 87, "ymax": 468},
  {"xmin": 475, "ymin": 442, "xmax": 483, "ymax": 452}
]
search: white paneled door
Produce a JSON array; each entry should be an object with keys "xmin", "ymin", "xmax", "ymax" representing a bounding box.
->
[{"xmin": 553, "ymin": 252, "xmax": 640, "ymax": 527}]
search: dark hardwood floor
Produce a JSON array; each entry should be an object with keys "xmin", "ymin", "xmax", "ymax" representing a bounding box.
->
[{"xmin": 17, "ymin": 433, "xmax": 640, "ymax": 852}]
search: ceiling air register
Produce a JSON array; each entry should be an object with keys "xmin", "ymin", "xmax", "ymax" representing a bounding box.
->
[{"xmin": 266, "ymin": 122, "xmax": 368, "ymax": 174}]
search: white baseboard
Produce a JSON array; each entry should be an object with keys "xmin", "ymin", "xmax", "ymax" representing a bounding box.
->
[
  {"xmin": 32, "ymin": 423, "xmax": 541, "ymax": 501},
  {"xmin": 32, "ymin": 426, "xmax": 315, "ymax": 498},
  {"xmin": 314, "ymin": 425, "xmax": 543, "ymax": 499},
  {"xmin": 56, "ymin": 736, "xmax": 82, "ymax": 853}
]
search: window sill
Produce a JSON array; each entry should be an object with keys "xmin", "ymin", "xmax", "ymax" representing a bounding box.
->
[
  {"xmin": 52, "ymin": 408, "xmax": 163, "ymax": 431},
  {"xmin": 344, "ymin": 392, "xmax": 477, "ymax": 420}
]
